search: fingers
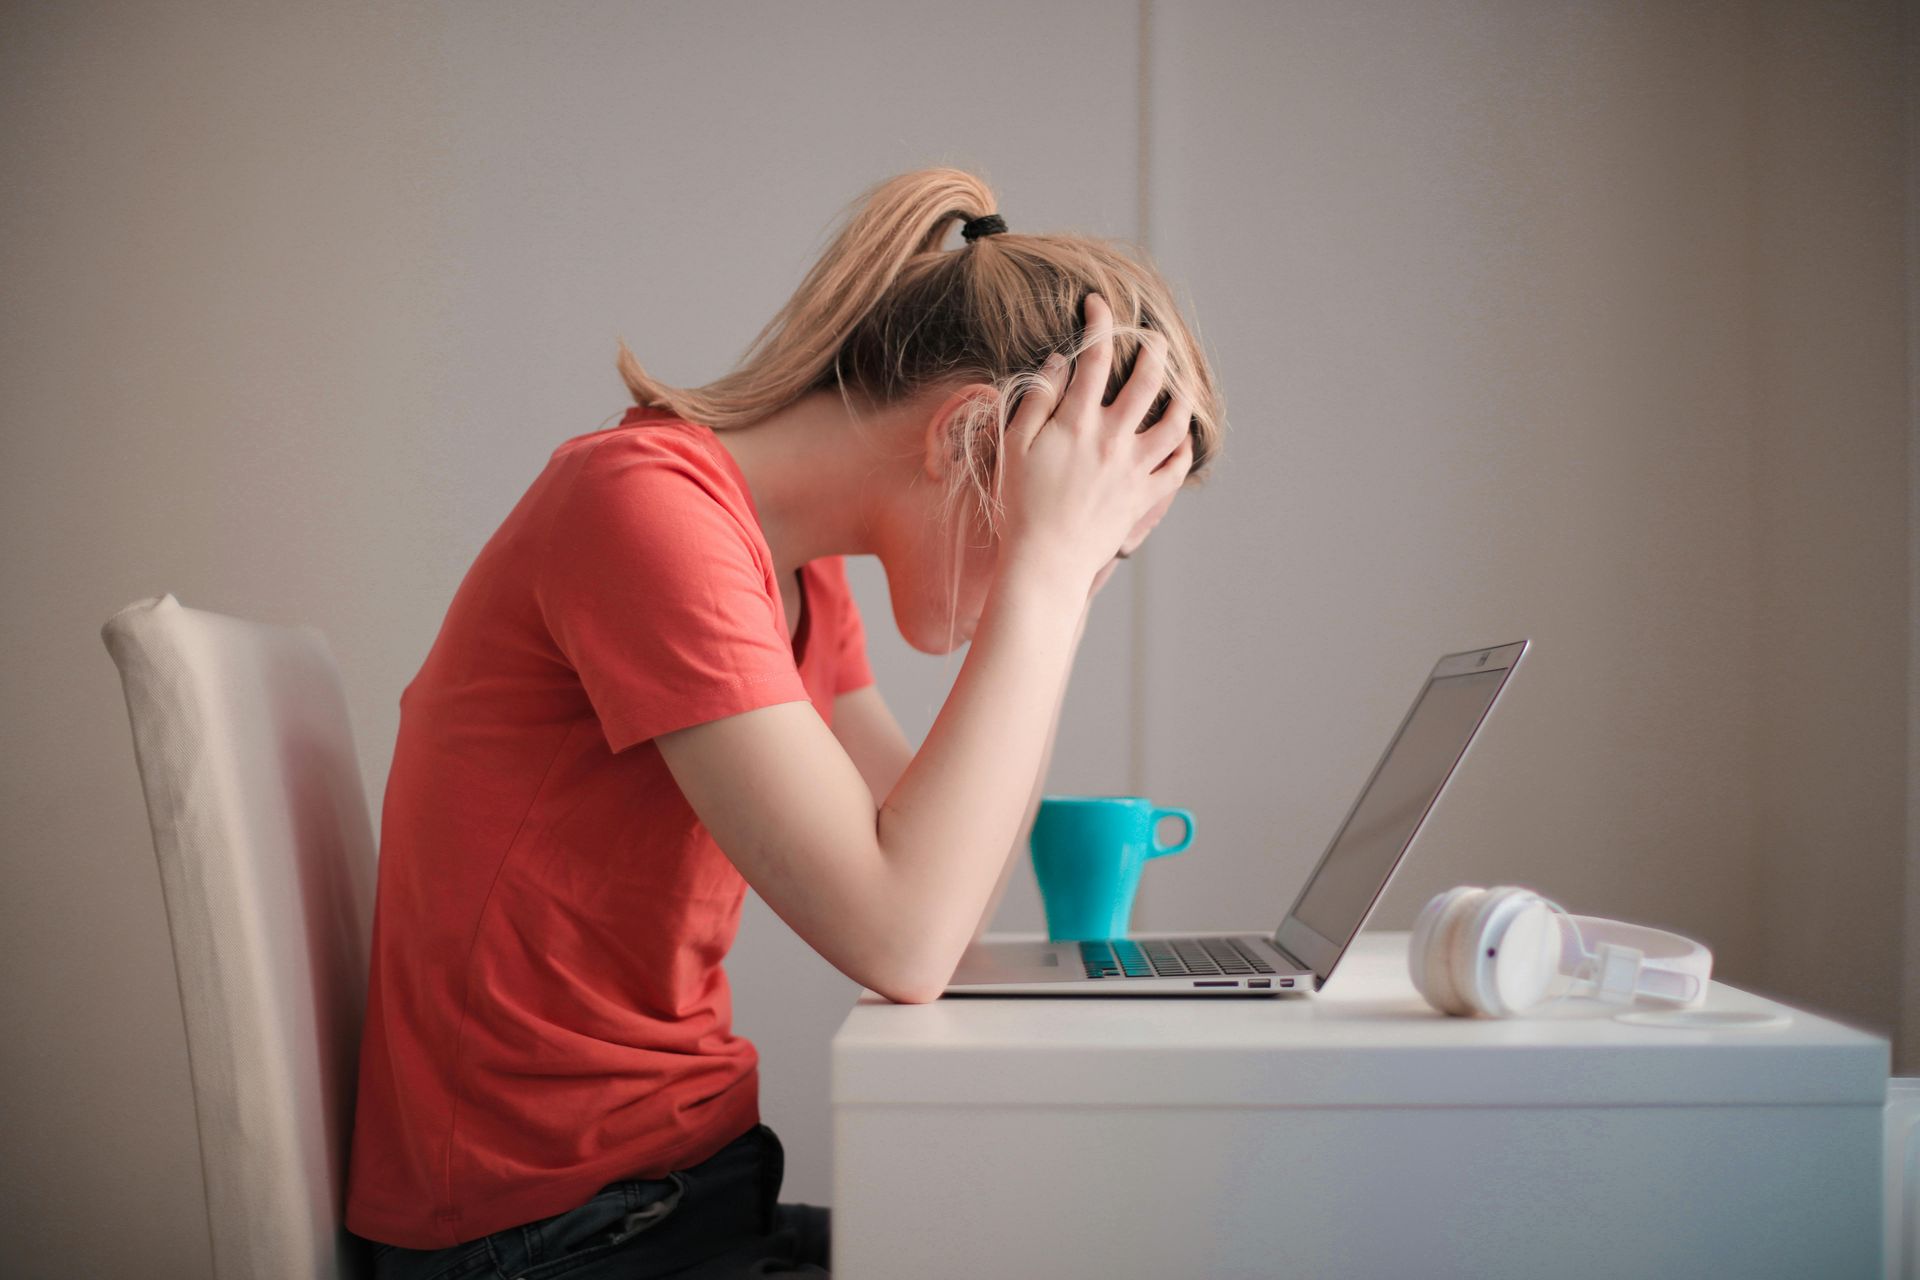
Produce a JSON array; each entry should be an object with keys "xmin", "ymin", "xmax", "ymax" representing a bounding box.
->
[
  {"xmin": 1151, "ymin": 430, "xmax": 1196, "ymax": 490},
  {"xmin": 1006, "ymin": 352, "xmax": 1070, "ymax": 454},
  {"xmin": 1140, "ymin": 386, "xmax": 1194, "ymax": 471},
  {"xmin": 1106, "ymin": 328, "xmax": 1170, "ymax": 437},
  {"xmin": 1088, "ymin": 558, "xmax": 1119, "ymax": 600},
  {"xmin": 1054, "ymin": 291, "xmax": 1116, "ymax": 428}
]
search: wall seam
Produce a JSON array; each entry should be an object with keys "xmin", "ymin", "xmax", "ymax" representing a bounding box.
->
[
  {"xmin": 1129, "ymin": 0, "xmax": 1152, "ymax": 807},
  {"xmin": 1903, "ymin": 0, "xmax": 1919, "ymax": 1075},
  {"xmin": 1741, "ymin": 0, "xmax": 1776, "ymax": 1011}
]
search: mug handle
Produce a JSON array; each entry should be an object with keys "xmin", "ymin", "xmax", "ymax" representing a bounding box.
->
[{"xmin": 1148, "ymin": 807, "xmax": 1195, "ymax": 858}]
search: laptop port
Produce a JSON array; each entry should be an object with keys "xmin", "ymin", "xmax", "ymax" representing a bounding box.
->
[
  {"xmin": 1248, "ymin": 979, "xmax": 1271, "ymax": 988},
  {"xmin": 1279, "ymin": 978, "xmax": 1295, "ymax": 988},
  {"xmin": 1193, "ymin": 980, "xmax": 1238, "ymax": 987}
]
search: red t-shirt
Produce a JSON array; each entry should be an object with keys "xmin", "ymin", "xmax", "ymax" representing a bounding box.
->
[{"xmin": 344, "ymin": 404, "xmax": 875, "ymax": 1249}]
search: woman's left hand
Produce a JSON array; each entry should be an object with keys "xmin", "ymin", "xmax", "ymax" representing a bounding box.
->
[
  {"xmin": 1087, "ymin": 559, "xmax": 1119, "ymax": 600},
  {"xmin": 1085, "ymin": 486, "xmax": 1179, "ymax": 605}
]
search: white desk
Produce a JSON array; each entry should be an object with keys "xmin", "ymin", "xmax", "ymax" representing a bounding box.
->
[{"xmin": 831, "ymin": 931, "xmax": 1889, "ymax": 1279}]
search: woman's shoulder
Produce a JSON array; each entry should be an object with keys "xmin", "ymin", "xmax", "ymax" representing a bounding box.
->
[
  {"xmin": 550, "ymin": 411, "xmax": 748, "ymax": 506},
  {"xmin": 552, "ymin": 407, "xmax": 718, "ymax": 466},
  {"xmin": 538, "ymin": 412, "xmax": 762, "ymax": 559}
]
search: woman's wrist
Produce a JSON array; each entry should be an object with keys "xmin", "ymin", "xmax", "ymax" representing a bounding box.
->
[{"xmin": 992, "ymin": 550, "xmax": 1090, "ymax": 614}]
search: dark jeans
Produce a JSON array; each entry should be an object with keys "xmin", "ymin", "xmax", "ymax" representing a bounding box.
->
[{"xmin": 356, "ymin": 1123, "xmax": 830, "ymax": 1279}]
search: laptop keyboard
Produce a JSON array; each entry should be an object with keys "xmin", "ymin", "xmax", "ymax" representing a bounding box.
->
[{"xmin": 1078, "ymin": 936, "xmax": 1278, "ymax": 979}]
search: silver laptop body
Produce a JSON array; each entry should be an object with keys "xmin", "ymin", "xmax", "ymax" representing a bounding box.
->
[{"xmin": 943, "ymin": 641, "xmax": 1530, "ymax": 997}]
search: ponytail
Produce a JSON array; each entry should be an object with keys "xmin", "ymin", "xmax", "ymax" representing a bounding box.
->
[{"xmin": 617, "ymin": 169, "xmax": 1000, "ymax": 429}]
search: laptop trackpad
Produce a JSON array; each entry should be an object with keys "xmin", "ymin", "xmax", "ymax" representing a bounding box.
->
[{"xmin": 952, "ymin": 940, "xmax": 1065, "ymax": 983}]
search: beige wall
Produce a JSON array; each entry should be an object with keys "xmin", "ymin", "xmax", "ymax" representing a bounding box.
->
[{"xmin": 0, "ymin": 2, "xmax": 1909, "ymax": 1275}]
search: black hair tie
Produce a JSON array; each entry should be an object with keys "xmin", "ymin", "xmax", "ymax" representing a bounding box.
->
[{"xmin": 960, "ymin": 213, "xmax": 1007, "ymax": 243}]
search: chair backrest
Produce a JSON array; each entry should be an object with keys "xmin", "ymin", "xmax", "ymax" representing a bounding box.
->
[{"xmin": 102, "ymin": 594, "xmax": 376, "ymax": 1280}]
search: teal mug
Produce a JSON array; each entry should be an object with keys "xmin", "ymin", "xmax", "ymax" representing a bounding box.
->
[{"xmin": 1029, "ymin": 795, "xmax": 1196, "ymax": 942}]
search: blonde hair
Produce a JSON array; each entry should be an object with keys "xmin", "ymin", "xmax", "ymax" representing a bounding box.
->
[{"xmin": 615, "ymin": 166, "xmax": 1226, "ymax": 638}]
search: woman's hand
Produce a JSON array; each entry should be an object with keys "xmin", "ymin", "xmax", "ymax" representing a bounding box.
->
[
  {"xmin": 1087, "ymin": 559, "xmax": 1119, "ymax": 600},
  {"xmin": 997, "ymin": 292, "xmax": 1195, "ymax": 594},
  {"xmin": 1086, "ymin": 485, "xmax": 1180, "ymax": 604}
]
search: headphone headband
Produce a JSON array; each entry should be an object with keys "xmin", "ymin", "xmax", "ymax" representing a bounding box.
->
[{"xmin": 1558, "ymin": 913, "xmax": 1712, "ymax": 1005}]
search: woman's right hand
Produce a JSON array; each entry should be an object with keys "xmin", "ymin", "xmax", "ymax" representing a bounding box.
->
[{"xmin": 997, "ymin": 291, "xmax": 1195, "ymax": 592}]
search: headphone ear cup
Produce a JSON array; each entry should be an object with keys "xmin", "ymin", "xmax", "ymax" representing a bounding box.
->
[
  {"xmin": 1407, "ymin": 889, "xmax": 1453, "ymax": 1009},
  {"xmin": 1409, "ymin": 887, "xmax": 1486, "ymax": 1016},
  {"xmin": 1470, "ymin": 890, "xmax": 1561, "ymax": 1017},
  {"xmin": 1451, "ymin": 887, "xmax": 1519, "ymax": 1016}
]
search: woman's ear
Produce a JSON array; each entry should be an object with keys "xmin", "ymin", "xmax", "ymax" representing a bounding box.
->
[{"xmin": 920, "ymin": 382, "xmax": 1001, "ymax": 483}]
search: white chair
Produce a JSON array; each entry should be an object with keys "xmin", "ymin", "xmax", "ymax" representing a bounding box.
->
[{"xmin": 103, "ymin": 594, "xmax": 377, "ymax": 1279}]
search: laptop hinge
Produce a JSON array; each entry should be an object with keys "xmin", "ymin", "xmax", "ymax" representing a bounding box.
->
[{"xmin": 1268, "ymin": 936, "xmax": 1308, "ymax": 971}]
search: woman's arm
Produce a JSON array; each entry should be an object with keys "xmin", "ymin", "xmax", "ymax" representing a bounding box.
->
[
  {"xmin": 970, "ymin": 600, "xmax": 1085, "ymax": 945},
  {"xmin": 655, "ymin": 555, "xmax": 1084, "ymax": 1003},
  {"xmin": 834, "ymin": 598, "xmax": 1089, "ymax": 950},
  {"xmin": 831, "ymin": 684, "xmax": 913, "ymax": 807},
  {"xmin": 970, "ymin": 697, "xmax": 1060, "ymax": 947}
]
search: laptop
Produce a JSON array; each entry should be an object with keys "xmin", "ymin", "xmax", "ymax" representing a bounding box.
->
[{"xmin": 943, "ymin": 640, "xmax": 1530, "ymax": 997}]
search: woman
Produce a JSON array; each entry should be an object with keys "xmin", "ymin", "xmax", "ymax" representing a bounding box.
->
[{"xmin": 344, "ymin": 166, "xmax": 1224, "ymax": 1278}]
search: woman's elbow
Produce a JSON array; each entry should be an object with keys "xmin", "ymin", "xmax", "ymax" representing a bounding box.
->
[
  {"xmin": 848, "ymin": 917, "xmax": 959, "ymax": 1004},
  {"xmin": 865, "ymin": 956, "xmax": 949, "ymax": 1004},
  {"xmin": 864, "ymin": 949, "xmax": 953, "ymax": 1004}
]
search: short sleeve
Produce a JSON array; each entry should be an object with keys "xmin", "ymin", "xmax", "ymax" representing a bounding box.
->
[
  {"xmin": 831, "ymin": 561, "xmax": 876, "ymax": 697},
  {"xmin": 537, "ymin": 439, "xmax": 810, "ymax": 752}
]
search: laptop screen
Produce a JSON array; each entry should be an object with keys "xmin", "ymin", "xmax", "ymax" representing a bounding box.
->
[{"xmin": 1276, "ymin": 644, "xmax": 1524, "ymax": 985}]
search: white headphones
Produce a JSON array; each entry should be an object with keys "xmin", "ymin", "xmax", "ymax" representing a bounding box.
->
[{"xmin": 1408, "ymin": 885, "xmax": 1713, "ymax": 1018}]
